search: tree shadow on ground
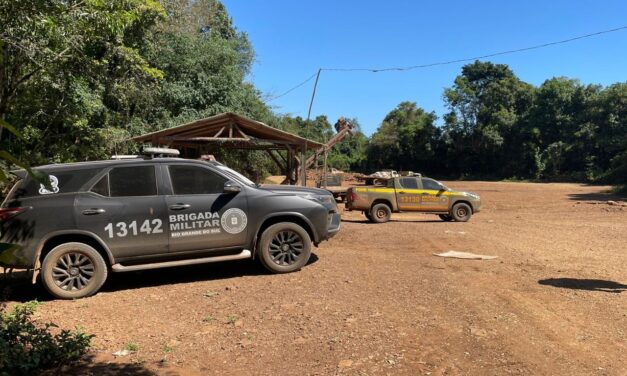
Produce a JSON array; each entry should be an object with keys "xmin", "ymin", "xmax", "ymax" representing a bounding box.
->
[
  {"xmin": 1, "ymin": 254, "xmax": 319, "ymax": 302},
  {"xmin": 42, "ymin": 356, "xmax": 158, "ymax": 376},
  {"xmin": 538, "ymin": 278, "xmax": 626, "ymax": 293},
  {"xmin": 341, "ymin": 218, "xmax": 444, "ymax": 224},
  {"xmin": 568, "ymin": 191, "xmax": 627, "ymax": 202}
]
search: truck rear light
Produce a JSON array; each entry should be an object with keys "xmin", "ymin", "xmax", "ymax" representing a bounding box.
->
[
  {"xmin": 0, "ymin": 207, "xmax": 26, "ymax": 222},
  {"xmin": 348, "ymin": 190, "xmax": 359, "ymax": 202}
]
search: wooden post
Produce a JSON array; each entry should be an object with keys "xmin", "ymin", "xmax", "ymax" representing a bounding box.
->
[
  {"xmin": 323, "ymin": 147, "xmax": 328, "ymax": 188},
  {"xmin": 300, "ymin": 143, "xmax": 307, "ymax": 186},
  {"xmin": 286, "ymin": 146, "xmax": 296, "ymax": 185}
]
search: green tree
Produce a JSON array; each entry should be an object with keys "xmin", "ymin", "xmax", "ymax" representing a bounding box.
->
[
  {"xmin": 593, "ymin": 82, "xmax": 627, "ymax": 184},
  {"xmin": 528, "ymin": 77, "xmax": 605, "ymax": 180},
  {"xmin": 442, "ymin": 61, "xmax": 535, "ymax": 178},
  {"xmin": 327, "ymin": 118, "xmax": 368, "ymax": 171},
  {"xmin": 367, "ymin": 102, "xmax": 439, "ymax": 173},
  {"xmin": 1, "ymin": 0, "xmax": 166, "ymax": 165}
]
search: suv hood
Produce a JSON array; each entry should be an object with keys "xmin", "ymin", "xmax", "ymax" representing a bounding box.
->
[{"xmin": 259, "ymin": 184, "xmax": 332, "ymax": 197}]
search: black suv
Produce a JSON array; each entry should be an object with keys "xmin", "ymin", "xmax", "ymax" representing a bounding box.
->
[{"xmin": 0, "ymin": 150, "xmax": 341, "ymax": 298}]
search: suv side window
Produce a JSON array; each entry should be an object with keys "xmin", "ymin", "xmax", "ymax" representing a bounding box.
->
[
  {"xmin": 109, "ymin": 166, "xmax": 157, "ymax": 197},
  {"xmin": 400, "ymin": 177, "xmax": 418, "ymax": 189},
  {"xmin": 14, "ymin": 168, "xmax": 101, "ymax": 198},
  {"xmin": 90, "ymin": 174, "xmax": 109, "ymax": 196},
  {"xmin": 422, "ymin": 178, "xmax": 443, "ymax": 191},
  {"xmin": 169, "ymin": 165, "xmax": 226, "ymax": 195}
]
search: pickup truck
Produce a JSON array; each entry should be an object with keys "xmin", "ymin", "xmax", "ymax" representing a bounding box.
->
[{"xmin": 345, "ymin": 176, "xmax": 481, "ymax": 223}]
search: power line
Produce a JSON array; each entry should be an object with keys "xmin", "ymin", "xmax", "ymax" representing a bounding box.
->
[
  {"xmin": 266, "ymin": 72, "xmax": 318, "ymax": 102},
  {"xmin": 322, "ymin": 25, "xmax": 627, "ymax": 72},
  {"xmin": 266, "ymin": 25, "xmax": 627, "ymax": 121},
  {"xmin": 267, "ymin": 25, "xmax": 626, "ymax": 104}
]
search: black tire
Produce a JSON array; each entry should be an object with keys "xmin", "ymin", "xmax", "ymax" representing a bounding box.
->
[
  {"xmin": 439, "ymin": 214, "xmax": 453, "ymax": 222},
  {"xmin": 365, "ymin": 211, "xmax": 374, "ymax": 222},
  {"xmin": 451, "ymin": 202, "xmax": 472, "ymax": 222},
  {"xmin": 258, "ymin": 222, "xmax": 312, "ymax": 273},
  {"xmin": 370, "ymin": 203, "xmax": 391, "ymax": 223},
  {"xmin": 41, "ymin": 242, "xmax": 108, "ymax": 299}
]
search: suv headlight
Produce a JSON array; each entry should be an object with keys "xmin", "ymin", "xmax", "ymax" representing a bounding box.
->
[{"xmin": 305, "ymin": 194, "xmax": 333, "ymax": 204}]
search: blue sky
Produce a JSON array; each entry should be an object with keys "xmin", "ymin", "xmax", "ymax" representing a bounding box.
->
[{"xmin": 222, "ymin": 0, "xmax": 627, "ymax": 136}]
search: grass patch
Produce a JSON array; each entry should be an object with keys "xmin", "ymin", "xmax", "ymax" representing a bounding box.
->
[
  {"xmin": 202, "ymin": 314, "xmax": 215, "ymax": 322},
  {"xmin": 124, "ymin": 342, "xmax": 140, "ymax": 352},
  {"xmin": 226, "ymin": 314, "xmax": 239, "ymax": 325}
]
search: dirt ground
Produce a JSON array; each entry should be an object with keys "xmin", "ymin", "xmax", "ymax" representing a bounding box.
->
[{"xmin": 2, "ymin": 181, "xmax": 626, "ymax": 375}]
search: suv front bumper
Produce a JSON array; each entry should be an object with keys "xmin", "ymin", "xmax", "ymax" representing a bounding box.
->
[{"xmin": 326, "ymin": 212, "xmax": 341, "ymax": 238}]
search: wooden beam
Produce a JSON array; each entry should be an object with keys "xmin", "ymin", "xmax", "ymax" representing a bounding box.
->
[
  {"xmin": 233, "ymin": 123, "xmax": 250, "ymax": 140},
  {"xmin": 165, "ymin": 136, "xmax": 250, "ymax": 142},
  {"xmin": 213, "ymin": 126, "xmax": 226, "ymax": 138},
  {"xmin": 265, "ymin": 150, "xmax": 286, "ymax": 174}
]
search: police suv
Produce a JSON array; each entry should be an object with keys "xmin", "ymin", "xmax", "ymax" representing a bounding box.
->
[{"xmin": 0, "ymin": 149, "xmax": 341, "ymax": 299}]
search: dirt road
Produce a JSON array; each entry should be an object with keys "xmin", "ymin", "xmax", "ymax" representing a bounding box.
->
[{"xmin": 2, "ymin": 181, "xmax": 626, "ymax": 375}]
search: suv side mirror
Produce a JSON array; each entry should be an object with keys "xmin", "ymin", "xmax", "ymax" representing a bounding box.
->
[{"xmin": 223, "ymin": 180, "xmax": 242, "ymax": 193}]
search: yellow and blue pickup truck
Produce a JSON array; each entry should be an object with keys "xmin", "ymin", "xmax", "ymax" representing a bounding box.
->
[{"xmin": 345, "ymin": 175, "xmax": 481, "ymax": 223}]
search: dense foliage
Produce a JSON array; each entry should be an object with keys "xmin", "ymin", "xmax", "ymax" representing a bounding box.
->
[
  {"xmin": 366, "ymin": 62, "xmax": 626, "ymax": 184},
  {"xmin": 0, "ymin": 1, "xmax": 624, "ymax": 186},
  {"xmin": 0, "ymin": 301, "xmax": 93, "ymax": 375}
]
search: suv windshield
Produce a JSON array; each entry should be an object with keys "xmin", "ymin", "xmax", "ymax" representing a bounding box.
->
[{"xmin": 215, "ymin": 165, "xmax": 257, "ymax": 187}]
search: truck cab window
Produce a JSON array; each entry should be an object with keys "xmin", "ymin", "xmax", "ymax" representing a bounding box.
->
[
  {"xmin": 400, "ymin": 178, "xmax": 418, "ymax": 189},
  {"xmin": 422, "ymin": 178, "xmax": 443, "ymax": 191}
]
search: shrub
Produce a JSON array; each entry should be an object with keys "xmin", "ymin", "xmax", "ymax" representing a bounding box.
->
[{"xmin": 0, "ymin": 301, "xmax": 93, "ymax": 375}]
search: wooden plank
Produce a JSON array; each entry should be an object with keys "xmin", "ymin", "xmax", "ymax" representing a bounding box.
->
[
  {"xmin": 213, "ymin": 126, "xmax": 226, "ymax": 138},
  {"xmin": 233, "ymin": 123, "xmax": 250, "ymax": 140},
  {"xmin": 265, "ymin": 150, "xmax": 286, "ymax": 174}
]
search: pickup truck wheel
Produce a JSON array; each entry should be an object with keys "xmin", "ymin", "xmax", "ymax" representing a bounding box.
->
[
  {"xmin": 41, "ymin": 242, "xmax": 107, "ymax": 299},
  {"xmin": 452, "ymin": 203, "xmax": 472, "ymax": 222},
  {"xmin": 259, "ymin": 222, "xmax": 312, "ymax": 273},
  {"xmin": 364, "ymin": 212, "xmax": 374, "ymax": 222},
  {"xmin": 370, "ymin": 203, "xmax": 391, "ymax": 223},
  {"xmin": 439, "ymin": 214, "xmax": 453, "ymax": 221}
]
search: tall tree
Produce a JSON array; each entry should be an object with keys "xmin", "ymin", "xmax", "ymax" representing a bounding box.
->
[
  {"xmin": 1, "ymin": 0, "xmax": 166, "ymax": 164},
  {"xmin": 367, "ymin": 102, "xmax": 438, "ymax": 173},
  {"xmin": 443, "ymin": 61, "xmax": 534, "ymax": 178}
]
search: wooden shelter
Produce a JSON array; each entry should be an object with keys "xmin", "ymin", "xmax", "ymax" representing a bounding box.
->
[{"xmin": 131, "ymin": 112, "xmax": 324, "ymax": 185}]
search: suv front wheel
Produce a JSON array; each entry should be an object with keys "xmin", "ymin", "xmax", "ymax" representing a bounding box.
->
[
  {"xmin": 41, "ymin": 242, "xmax": 108, "ymax": 299},
  {"xmin": 258, "ymin": 222, "xmax": 312, "ymax": 273}
]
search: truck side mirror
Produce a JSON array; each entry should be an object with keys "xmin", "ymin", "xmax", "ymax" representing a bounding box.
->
[{"xmin": 223, "ymin": 180, "xmax": 242, "ymax": 193}]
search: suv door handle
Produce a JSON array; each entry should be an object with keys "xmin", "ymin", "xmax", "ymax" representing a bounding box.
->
[
  {"xmin": 82, "ymin": 208, "xmax": 106, "ymax": 215},
  {"xmin": 398, "ymin": 191, "xmax": 406, "ymax": 194},
  {"xmin": 169, "ymin": 203, "xmax": 191, "ymax": 211}
]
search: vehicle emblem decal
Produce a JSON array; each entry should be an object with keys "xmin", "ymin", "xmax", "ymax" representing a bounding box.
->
[
  {"xmin": 39, "ymin": 175, "xmax": 60, "ymax": 195},
  {"xmin": 221, "ymin": 208, "xmax": 248, "ymax": 234}
]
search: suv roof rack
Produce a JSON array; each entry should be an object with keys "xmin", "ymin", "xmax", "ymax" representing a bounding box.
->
[
  {"xmin": 111, "ymin": 155, "xmax": 139, "ymax": 160},
  {"xmin": 141, "ymin": 147, "xmax": 180, "ymax": 158}
]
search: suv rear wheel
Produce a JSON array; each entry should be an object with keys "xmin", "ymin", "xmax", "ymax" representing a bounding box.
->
[
  {"xmin": 41, "ymin": 242, "xmax": 108, "ymax": 299},
  {"xmin": 258, "ymin": 222, "xmax": 312, "ymax": 273}
]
